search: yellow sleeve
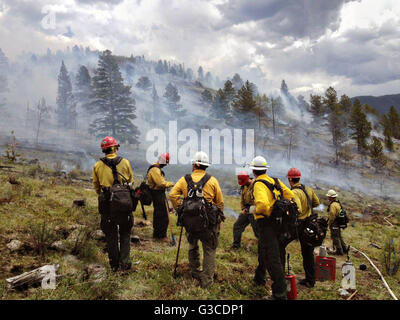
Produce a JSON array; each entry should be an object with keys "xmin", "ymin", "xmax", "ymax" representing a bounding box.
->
[
  {"xmin": 93, "ymin": 166, "xmax": 101, "ymax": 195},
  {"xmin": 311, "ymin": 190, "xmax": 320, "ymax": 208},
  {"xmin": 328, "ymin": 203, "xmax": 339, "ymax": 226},
  {"xmin": 149, "ymin": 167, "xmax": 173, "ymax": 189},
  {"xmin": 253, "ymin": 181, "xmax": 272, "ymax": 216},
  {"xmin": 169, "ymin": 177, "xmax": 186, "ymax": 209},
  {"xmin": 126, "ymin": 160, "xmax": 134, "ymax": 184},
  {"xmin": 279, "ymin": 179, "xmax": 295, "ymax": 200},
  {"xmin": 240, "ymin": 188, "xmax": 245, "ymax": 211},
  {"xmin": 293, "ymin": 193, "xmax": 302, "ymax": 213},
  {"xmin": 213, "ymin": 178, "xmax": 224, "ymax": 211}
]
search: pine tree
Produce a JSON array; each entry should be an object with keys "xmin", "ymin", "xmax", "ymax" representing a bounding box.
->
[
  {"xmin": 223, "ymin": 80, "xmax": 236, "ymax": 105},
  {"xmin": 339, "ymin": 94, "xmax": 352, "ymax": 137},
  {"xmin": 329, "ymin": 104, "xmax": 345, "ymax": 165},
  {"xmin": 163, "ymin": 82, "xmax": 186, "ymax": 118},
  {"xmin": 323, "ymin": 86, "xmax": 338, "ymax": 113},
  {"xmin": 232, "ymin": 80, "xmax": 256, "ymax": 112},
  {"xmin": 349, "ymin": 98, "xmax": 372, "ymax": 152},
  {"xmin": 381, "ymin": 114, "xmax": 394, "ymax": 151},
  {"xmin": 201, "ymin": 89, "xmax": 213, "ymax": 106},
  {"xmin": 209, "ymin": 89, "xmax": 231, "ymax": 122},
  {"xmin": 136, "ymin": 76, "xmax": 152, "ymax": 91},
  {"xmin": 388, "ymin": 106, "xmax": 400, "ymax": 139},
  {"xmin": 35, "ymin": 97, "xmax": 51, "ymax": 145},
  {"xmin": 205, "ymin": 72, "xmax": 213, "ymax": 86},
  {"xmin": 369, "ymin": 137, "xmax": 387, "ymax": 173},
  {"xmin": 88, "ymin": 50, "xmax": 140, "ymax": 145},
  {"xmin": 310, "ymin": 94, "xmax": 324, "ymax": 120},
  {"xmin": 155, "ymin": 60, "xmax": 165, "ymax": 74},
  {"xmin": 231, "ymin": 81, "xmax": 256, "ymax": 127},
  {"xmin": 56, "ymin": 61, "xmax": 77, "ymax": 129},
  {"xmin": 75, "ymin": 65, "xmax": 92, "ymax": 113},
  {"xmin": 255, "ymin": 94, "xmax": 270, "ymax": 130}
]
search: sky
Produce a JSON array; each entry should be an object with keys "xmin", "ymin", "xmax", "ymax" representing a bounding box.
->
[{"xmin": 1, "ymin": 0, "xmax": 400, "ymax": 98}]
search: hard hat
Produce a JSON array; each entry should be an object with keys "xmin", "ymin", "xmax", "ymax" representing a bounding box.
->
[
  {"xmin": 101, "ymin": 136, "xmax": 119, "ymax": 149},
  {"xmin": 326, "ymin": 189, "xmax": 338, "ymax": 197},
  {"xmin": 237, "ymin": 171, "xmax": 250, "ymax": 186},
  {"xmin": 158, "ymin": 152, "xmax": 170, "ymax": 165},
  {"xmin": 191, "ymin": 151, "xmax": 210, "ymax": 167},
  {"xmin": 287, "ymin": 167, "xmax": 301, "ymax": 179},
  {"xmin": 249, "ymin": 156, "xmax": 270, "ymax": 170}
]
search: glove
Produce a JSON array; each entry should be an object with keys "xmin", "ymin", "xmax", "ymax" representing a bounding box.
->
[{"xmin": 249, "ymin": 205, "xmax": 256, "ymax": 214}]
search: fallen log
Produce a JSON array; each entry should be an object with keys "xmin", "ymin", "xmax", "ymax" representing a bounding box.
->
[{"xmin": 5, "ymin": 264, "xmax": 60, "ymax": 289}]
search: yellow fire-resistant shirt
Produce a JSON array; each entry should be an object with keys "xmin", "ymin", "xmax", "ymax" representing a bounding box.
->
[
  {"xmin": 241, "ymin": 180, "xmax": 255, "ymax": 211},
  {"xmin": 327, "ymin": 200, "xmax": 341, "ymax": 226},
  {"xmin": 291, "ymin": 183, "xmax": 320, "ymax": 220},
  {"xmin": 93, "ymin": 153, "xmax": 134, "ymax": 195},
  {"xmin": 252, "ymin": 174, "xmax": 295, "ymax": 220},
  {"xmin": 147, "ymin": 165, "xmax": 174, "ymax": 190},
  {"xmin": 169, "ymin": 169, "xmax": 224, "ymax": 211}
]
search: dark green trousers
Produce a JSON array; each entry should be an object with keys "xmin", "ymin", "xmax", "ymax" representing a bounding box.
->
[
  {"xmin": 255, "ymin": 218, "xmax": 287, "ymax": 300},
  {"xmin": 279, "ymin": 219, "xmax": 315, "ymax": 285},
  {"xmin": 187, "ymin": 225, "xmax": 220, "ymax": 288},
  {"xmin": 330, "ymin": 225, "xmax": 347, "ymax": 254},
  {"xmin": 232, "ymin": 213, "xmax": 259, "ymax": 248},
  {"xmin": 150, "ymin": 190, "xmax": 169, "ymax": 239},
  {"xmin": 100, "ymin": 213, "xmax": 133, "ymax": 270}
]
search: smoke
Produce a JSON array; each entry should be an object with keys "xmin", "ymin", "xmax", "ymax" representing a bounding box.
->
[{"xmin": 0, "ymin": 45, "xmax": 398, "ymax": 201}]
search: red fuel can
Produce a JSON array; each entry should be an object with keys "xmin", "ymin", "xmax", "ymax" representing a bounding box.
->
[
  {"xmin": 315, "ymin": 256, "xmax": 336, "ymax": 281},
  {"xmin": 285, "ymin": 274, "xmax": 297, "ymax": 300}
]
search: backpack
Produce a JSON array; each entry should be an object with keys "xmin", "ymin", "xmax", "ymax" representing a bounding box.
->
[
  {"xmin": 98, "ymin": 156, "xmax": 135, "ymax": 217},
  {"xmin": 177, "ymin": 174, "xmax": 223, "ymax": 236},
  {"xmin": 332, "ymin": 200, "xmax": 349, "ymax": 229},
  {"xmin": 292, "ymin": 184, "xmax": 328, "ymax": 247},
  {"xmin": 134, "ymin": 165, "xmax": 161, "ymax": 206},
  {"xmin": 254, "ymin": 178, "xmax": 299, "ymax": 240}
]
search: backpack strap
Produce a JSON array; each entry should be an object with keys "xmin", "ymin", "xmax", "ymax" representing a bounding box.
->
[
  {"xmin": 146, "ymin": 164, "xmax": 165, "ymax": 181},
  {"xmin": 292, "ymin": 184, "xmax": 313, "ymax": 214},
  {"xmin": 254, "ymin": 177, "xmax": 282, "ymax": 200},
  {"xmin": 100, "ymin": 156, "xmax": 129, "ymax": 185},
  {"xmin": 184, "ymin": 173, "xmax": 211, "ymax": 197}
]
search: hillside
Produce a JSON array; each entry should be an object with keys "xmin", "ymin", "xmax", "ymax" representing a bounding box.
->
[
  {"xmin": 351, "ymin": 94, "xmax": 400, "ymax": 114},
  {"xmin": 1, "ymin": 154, "xmax": 399, "ymax": 301}
]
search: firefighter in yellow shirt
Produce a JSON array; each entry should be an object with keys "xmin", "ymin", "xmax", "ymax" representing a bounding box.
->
[
  {"xmin": 326, "ymin": 189, "xmax": 348, "ymax": 255},
  {"xmin": 93, "ymin": 136, "xmax": 134, "ymax": 272},
  {"xmin": 280, "ymin": 168, "xmax": 320, "ymax": 288},
  {"xmin": 169, "ymin": 151, "xmax": 224, "ymax": 289},
  {"xmin": 249, "ymin": 156, "xmax": 295, "ymax": 300},
  {"xmin": 231, "ymin": 171, "xmax": 259, "ymax": 249},
  {"xmin": 147, "ymin": 152, "xmax": 174, "ymax": 242}
]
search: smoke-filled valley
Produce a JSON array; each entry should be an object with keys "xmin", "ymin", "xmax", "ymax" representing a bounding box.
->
[{"xmin": 1, "ymin": 46, "xmax": 400, "ymax": 200}]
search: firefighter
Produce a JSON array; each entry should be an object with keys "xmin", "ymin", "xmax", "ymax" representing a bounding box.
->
[
  {"xmin": 93, "ymin": 136, "xmax": 134, "ymax": 272},
  {"xmin": 169, "ymin": 151, "xmax": 224, "ymax": 289},
  {"xmin": 249, "ymin": 156, "xmax": 295, "ymax": 300},
  {"xmin": 326, "ymin": 189, "xmax": 348, "ymax": 255},
  {"xmin": 280, "ymin": 167, "xmax": 320, "ymax": 288},
  {"xmin": 231, "ymin": 171, "xmax": 259, "ymax": 249},
  {"xmin": 147, "ymin": 152, "xmax": 174, "ymax": 242}
]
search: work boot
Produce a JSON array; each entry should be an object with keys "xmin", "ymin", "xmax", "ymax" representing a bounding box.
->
[
  {"xmin": 120, "ymin": 262, "xmax": 132, "ymax": 271},
  {"xmin": 191, "ymin": 271, "xmax": 202, "ymax": 281},
  {"xmin": 299, "ymin": 279, "xmax": 314, "ymax": 288},
  {"xmin": 230, "ymin": 244, "xmax": 240, "ymax": 250}
]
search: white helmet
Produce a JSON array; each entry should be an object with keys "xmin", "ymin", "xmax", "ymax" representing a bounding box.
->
[
  {"xmin": 249, "ymin": 156, "xmax": 270, "ymax": 170},
  {"xmin": 191, "ymin": 151, "xmax": 210, "ymax": 167},
  {"xmin": 326, "ymin": 189, "xmax": 338, "ymax": 197}
]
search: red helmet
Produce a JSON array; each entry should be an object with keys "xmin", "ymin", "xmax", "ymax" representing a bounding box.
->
[
  {"xmin": 101, "ymin": 136, "xmax": 119, "ymax": 149},
  {"xmin": 159, "ymin": 152, "xmax": 170, "ymax": 164},
  {"xmin": 237, "ymin": 170, "xmax": 250, "ymax": 186},
  {"xmin": 287, "ymin": 167, "xmax": 301, "ymax": 179}
]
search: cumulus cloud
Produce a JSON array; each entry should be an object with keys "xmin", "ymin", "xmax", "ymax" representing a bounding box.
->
[{"xmin": 0, "ymin": 0, "xmax": 400, "ymax": 98}]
